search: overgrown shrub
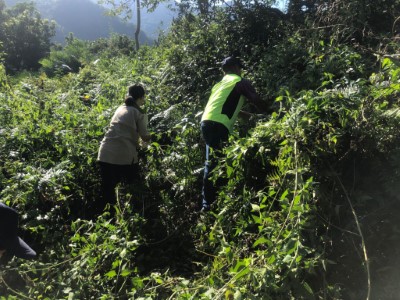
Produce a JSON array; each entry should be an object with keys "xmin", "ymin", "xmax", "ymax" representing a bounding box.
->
[{"xmin": 40, "ymin": 38, "xmax": 91, "ymax": 76}]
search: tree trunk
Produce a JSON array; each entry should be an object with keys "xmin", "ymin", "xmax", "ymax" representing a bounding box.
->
[
  {"xmin": 135, "ymin": 0, "xmax": 141, "ymax": 51},
  {"xmin": 197, "ymin": 0, "xmax": 209, "ymax": 15}
]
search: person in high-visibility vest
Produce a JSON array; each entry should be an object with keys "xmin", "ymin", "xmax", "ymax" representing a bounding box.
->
[{"xmin": 200, "ymin": 56, "xmax": 269, "ymax": 211}]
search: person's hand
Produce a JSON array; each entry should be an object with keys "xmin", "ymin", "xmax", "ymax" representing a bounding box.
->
[{"xmin": 238, "ymin": 110, "xmax": 252, "ymax": 120}]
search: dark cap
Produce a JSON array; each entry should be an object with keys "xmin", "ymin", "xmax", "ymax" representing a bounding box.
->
[
  {"xmin": 0, "ymin": 203, "xmax": 36, "ymax": 260},
  {"xmin": 221, "ymin": 56, "xmax": 244, "ymax": 69}
]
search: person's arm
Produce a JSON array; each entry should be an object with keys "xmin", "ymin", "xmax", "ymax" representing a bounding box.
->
[
  {"xmin": 238, "ymin": 110, "xmax": 252, "ymax": 120},
  {"xmin": 238, "ymin": 79, "xmax": 271, "ymax": 112},
  {"xmin": 137, "ymin": 114, "xmax": 152, "ymax": 142}
]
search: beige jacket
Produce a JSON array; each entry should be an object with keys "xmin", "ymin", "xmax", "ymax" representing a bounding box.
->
[{"xmin": 97, "ymin": 105, "xmax": 149, "ymax": 165}]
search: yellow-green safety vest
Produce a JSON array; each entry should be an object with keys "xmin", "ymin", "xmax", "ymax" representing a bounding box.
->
[{"xmin": 201, "ymin": 74, "xmax": 245, "ymax": 133}]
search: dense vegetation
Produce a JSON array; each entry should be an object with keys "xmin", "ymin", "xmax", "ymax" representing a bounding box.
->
[{"xmin": 0, "ymin": 0, "xmax": 400, "ymax": 299}]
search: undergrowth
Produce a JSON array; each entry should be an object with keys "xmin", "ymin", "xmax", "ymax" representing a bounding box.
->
[{"xmin": 0, "ymin": 8, "xmax": 400, "ymax": 299}]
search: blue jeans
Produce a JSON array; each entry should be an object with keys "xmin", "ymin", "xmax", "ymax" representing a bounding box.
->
[{"xmin": 201, "ymin": 121, "xmax": 229, "ymax": 210}]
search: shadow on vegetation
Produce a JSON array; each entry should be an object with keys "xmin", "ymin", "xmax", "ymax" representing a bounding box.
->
[
  {"xmin": 312, "ymin": 152, "xmax": 400, "ymax": 299},
  {"xmin": 128, "ymin": 186, "xmax": 202, "ymax": 279}
]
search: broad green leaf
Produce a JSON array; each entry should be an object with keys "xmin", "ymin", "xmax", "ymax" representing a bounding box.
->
[
  {"xmin": 253, "ymin": 236, "xmax": 269, "ymax": 247},
  {"xmin": 121, "ymin": 269, "xmax": 132, "ymax": 277},
  {"xmin": 251, "ymin": 203, "xmax": 260, "ymax": 212},
  {"xmin": 105, "ymin": 270, "xmax": 117, "ymax": 278},
  {"xmin": 303, "ymin": 282, "xmax": 313, "ymax": 295},
  {"xmin": 234, "ymin": 267, "xmax": 250, "ymax": 281}
]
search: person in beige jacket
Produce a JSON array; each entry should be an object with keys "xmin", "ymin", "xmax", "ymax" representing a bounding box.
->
[{"xmin": 96, "ymin": 85, "xmax": 151, "ymax": 216}]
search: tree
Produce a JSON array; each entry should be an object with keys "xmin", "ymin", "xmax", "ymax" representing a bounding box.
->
[
  {"xmin": 313, "ymin": 0, "xmax": 400, "ymax": 44},
  {"xmin": 0, "ymin": 1, "xmax": 55, "ymax": 72},
  {"xmin": 98, "ymin": 0, "xmax": 141, "ymax": 51},
  {"xmin": 0, "ymin": 0, "xmax": 7, "ymax": 55},
  {"xmin": 286, "ymin": 0, "xmax": 318, "ymax": 21}
]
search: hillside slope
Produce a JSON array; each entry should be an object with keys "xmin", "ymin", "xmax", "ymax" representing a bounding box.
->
[{"xmin": 4, "ymin": 0, "xmax": 174, "ymax": 43}]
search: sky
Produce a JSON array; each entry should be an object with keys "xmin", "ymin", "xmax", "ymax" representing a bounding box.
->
[
  {"xmin": 89, "ymin": 0, "xmax": 288, "ymax": 12},
  {"xmin": 275, "ymin": 0, "xmax": 287, "ymax": 11}
]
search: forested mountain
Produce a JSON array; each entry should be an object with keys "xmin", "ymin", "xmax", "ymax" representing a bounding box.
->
[
  {"xmin": 4, "ymin": 0, "xmax": 175, "ymax": 43},
  {"xmin": 0, "ymin": 0, "xmax": 400, "ymax": 299}
]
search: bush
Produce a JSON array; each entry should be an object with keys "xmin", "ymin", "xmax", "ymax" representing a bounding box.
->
[{"xmin": 40, "ymin": 38, "xmax": 91, "ymax": 76}]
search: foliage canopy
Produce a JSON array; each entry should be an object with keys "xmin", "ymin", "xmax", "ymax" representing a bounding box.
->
[{"xmin": 0, "ymin": 0, "xmax": 55, "ymax": 72}]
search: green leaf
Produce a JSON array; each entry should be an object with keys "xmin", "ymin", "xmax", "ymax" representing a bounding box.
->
[
  {"xmin": 382, "ymin": 57, "xmax": 392, "ymax": 69},
  {"xmin": 226, "ymin": 165, "xmax": 234, "ymax": 177},
  {"xmin": 303, "ymin": 282, "xmax": 313, "ymax": 295},
  {"xmin": 155, "ymin": 277, "xmax": 163, "ymax": 284},
  {"xmin": 225, "ymin": 289, "xmax": 234, "ymax": 299},
  {"xmin": 253, "ymin": 236, "xmax": 268, "ymax": 247},
  {"xmin": 283, "ymin": 254, "xmax": 292, "ymax": 263},
  {"xmin": 112, "ymin": 259, "xmax": 120, "ymax": 269},
  {"xmin": 131, "ymin": 277, "xmax": 145, "ymax": 289},
  {"xmin": 234, "ymin": 267, "xmax": 250, "ymax": 281},
  {"xmin": 120, "ymin": 248, "xmax": 127, "ymax": 258},
  {"xmin": 251, "ymin": 214, "xmax": 262, "ymax": 224},
  {"xmin": 251, "ymin": 203, "xmax": 260, "ymax": 212},
  {"xmin": 121, "ymin": 269, "xmax": 132, "ymax": 277},
  {"xmin": 105, "ymin": 270, "xmax": 117, "ymax": 278},
  {"xmin": 267, "ymin": 255, "xmax": 276, "ymax": 264},
  {"xmin": 280, "ymin": 190, "xmax": 289, "ymax": 201}
]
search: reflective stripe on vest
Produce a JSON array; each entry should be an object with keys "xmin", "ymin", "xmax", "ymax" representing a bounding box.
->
[{"xmin": 201, "ymin": 74, "xmax": 245, "ymax": 133}]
